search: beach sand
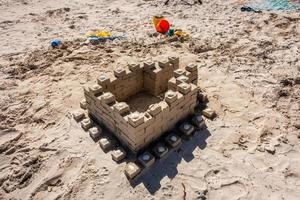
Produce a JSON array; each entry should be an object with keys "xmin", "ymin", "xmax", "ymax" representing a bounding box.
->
[{"xmin": 0, "ymin": 0, "xmax": 299, "ymax": 199}]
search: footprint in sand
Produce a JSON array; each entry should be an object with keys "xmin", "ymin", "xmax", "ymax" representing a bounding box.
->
[{"xmin": 204, "ymin": 168, "xmax": 248, "ymax": 199}]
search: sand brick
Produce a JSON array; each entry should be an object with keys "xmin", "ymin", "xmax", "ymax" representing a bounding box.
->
[
  {"xmin": 89, "ymin": 127, "xmax": 101, "ymax": 140},
  {"xmin": 165, "ymin": 133, "xmax": 182, "ymax": 148},
  {"xmin": 174, "ymin": 69, "xmax": 186, "ymax": 78},
  {"xmin": 89, "ymin": 84, "xmax": 103, "ymax": 95},
  {"xmin": 179, "ymin": 122, "xmax": 195, "ymax": 136},
  {"xmin": 100, "ymin": 92, "xmax": 116, "ymax": 104},
  {"xmin": 111, "ymin": 147, "xmax": 126, "ymax": 162},
  {"xmin": 125, "ymin": 162, "xmax": 141, "ymax": 179},
  {"xmin": 177, "ymin": 83, "xmax": 191, "ymax": 94},
  {"xmin": 99, "ymin": 137, "xmax": 113, "ymax": 151},
  {"xmin": 114, "ymin": 67, "xmax": 126, "ymax": 78},
  {"xmin": 202, "ymin": 108, "xmax": 216, "ymax": 119},
  {"xmin": 128, "ymin": 112, "xmax": 145, "ymax": 127},
  {"xmin": 128, "ymin": 63, "xmax": 140, "ymax": 71},
  {"xmin": 158, "ymin": 59, "xmax": 170, "ymax": 68},
  {"xmin": 138, "ymin": 152, "xmax": 155, "ymax": 168},
  {"xmin": 176, "ymin": 75, "xmax": 190, "ymax": 84},
  {"xmin": 80, "ymin": 99, "xmax": 87, "ymax": 109},
  {"xmin": 185, "ymin": 63, "xmax": 198, "ymax": 72},
  {"xmin": 144, "ymin": 61, "xmax": 155, "ymax": 71},
  {"xmin": 113, "ymin": 102, "xmax": 130, "ymax": 115},
  {"xmin": 168, "ymin": 77, "xmax": 177, "ymax": 91},
  {"xmin": 168, "ymin": 56, "xmax": 179, "ymax": 69},
  {"xmin": 153, "ymin": 143, "xmax": 169, "ymax": 158},
  {"xmin": 73, "ymin": 110, "xmax": 85, "ymax": 122},
  {"xmin": 148, "ymin": 104, "xmax": 162, "ymax": 116},
  {"xmin": 81, "ymin": 118, "xmax": 93, "ymax": 131},
  {"xmin": 191, "ymin": 114, "xmax": 206, "ymax": 129},
  {"xmin": 97, "ymin": 74, "xmax": 110, "ymax": 86},
  {"xmin": 165, "ymin": 90, "xmax": 178, "ymax": 104}
]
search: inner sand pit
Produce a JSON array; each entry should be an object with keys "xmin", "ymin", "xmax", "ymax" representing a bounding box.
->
[{"xmin": 125, "ymin": 92, "xmax": 162, "ymax": 113}]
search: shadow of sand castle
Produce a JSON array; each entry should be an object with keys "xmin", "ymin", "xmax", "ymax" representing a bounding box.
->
[{"xmin": 129, "ymin": 128, "xmax": 211, "ymax": 194}]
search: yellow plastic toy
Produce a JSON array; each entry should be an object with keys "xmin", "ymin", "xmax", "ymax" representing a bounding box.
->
[
  {"xmin": 152, "ymin": 16, "xmax": 165, "ymax": 27},
  {"xmin": 86, "ymin": 30, "xmax": 111, "ymax": 38},
  {"xmin": 174, "ymin": 29, "xmax": 189, "ymax": 37}
]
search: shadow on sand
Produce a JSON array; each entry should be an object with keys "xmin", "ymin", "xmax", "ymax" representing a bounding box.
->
[{"xmin": 129, "ymin": 128, "xmax": 211, "ymax": 194}]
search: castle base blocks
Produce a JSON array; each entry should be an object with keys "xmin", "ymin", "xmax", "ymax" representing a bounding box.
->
[{"xmin": 74, "ymin": 57, "xmax": 214, "ymax": 179}]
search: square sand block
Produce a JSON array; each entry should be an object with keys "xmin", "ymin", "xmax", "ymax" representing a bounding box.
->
[
  {"xmin": 80, "ymin": 99, "xmax": 87, "ymax": 109},
  {"xmin": 128, "ymin": 112, "xmax": 144, "ymax": 127},
  {"xmin": 165, "ymin": 90, "xmax": 178, "ymax": 104},
  {"xmin": 191, "ymin": 114, "xmax": 206, "ymax": 129},
  {"xmin": 99, "ymin": 137, "xmax": 113, "ymax": 151},
  {"xmin": 128, "ymin": 63, "xmax": 140, "ymax": 71},
  {"xmin": 101, "ymin": 92, "xmax": 115, "ymax": 104},
  {"xmin": 113, "ymin": 102, "xmax": 130, "ymax": 115},
  {"xmin": 197, "ymin": 92, "xmax": 208, "ymax": 103},
  {"xmin": 138, "ymin": 152, "xmax": 155, "ymax": 168},
  {"xmin": 89, "ymin": 84, "xmax": 103, "ymax": 95},
  {"xmin": 81, "ymin": 118, "xmax": 93, "ymax": 131},
  {"xmin": 185, "ymin": 71, "xmax": 192, "ymax": 78},
  {"xmin": 158, "ymin": 59, "xmax": 169, "ymax": 68},
  {"xmin": 168, "ymin": 77, "xmax": 177, "ymax": 90},
  {"xmin": 114, "ymin": 67, "xmax": 126, "ymax": 78},
  {"xmin": 89, "ymin": 127, "xmax": 102, "ymax": 141},
  {"xmin": 148, "ymin": 104, "xmax": 162, "ymax": 116},
  {"xmin": 97, "ymin": 74, "xmax": 110, "ymax": 85},
  {"xmin": 179, "ymin": 122, "xmax": 195, "ymax": 136},
  {"xmin": 176, "ymin": 75, "xmax": 190, "ymax": 84},
  {"xmin": 177, "ymin": 83, "xmax": 191, "ymax": 94},
  {"xmin": 144, "ymin": 61, "xmax": 155, "ymax": 71},
  {"xmin": 73, "ymin": 110, "xmax": 85, "ymax": 122},
  {"xmin": 174, "ymin": 69, "xmax": 185, "ymax": 78},
  {"xmin": 125, "ymin": 162, "xmax": 141, "ymax": 180},
  {"xmin": 202, "ymin": 108, "xmax": 216, "ymax": 119},
  {"xmin": 153, "ymin": 143, "xmax": 169, "ymax": 158},
  {"xmin": 111, "ymin": 148, "xmax": 126, "ymax": 162},
  {"xmin": 168, "ymin": 57, "xmax": 179, "ymax": 69},
  {"xmin": 185, "ymin": 63, "xmax": 197, "ymax": 72},
  {"xmin": 165, "ymin": 133, "xmax": 182, "ymax": 148}
]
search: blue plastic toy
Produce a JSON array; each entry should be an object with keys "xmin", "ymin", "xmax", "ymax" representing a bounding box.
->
[{"xmin": 51, "ymin": 39, "xmax": 61, "ymax": 48}]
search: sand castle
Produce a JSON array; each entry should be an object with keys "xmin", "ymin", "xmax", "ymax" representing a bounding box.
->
[
  {"xmin": 84, "ymin": 57, "xmax": 199, "ymax": 151},
  {"xmin": 73, "ymin": 57, "xmax": 212, "ymax": 179}
]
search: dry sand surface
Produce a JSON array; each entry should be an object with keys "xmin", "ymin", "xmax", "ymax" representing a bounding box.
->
[{"xmin": 0, "ymin": 0, "xmax": 300, "ymax": 199}]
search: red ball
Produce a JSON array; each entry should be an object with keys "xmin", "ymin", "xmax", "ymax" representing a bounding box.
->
[{"xmin": 156, "ymin": 19, "xmax": 170, "ymax": 34}]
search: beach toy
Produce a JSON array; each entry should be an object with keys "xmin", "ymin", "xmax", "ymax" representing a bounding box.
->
[
  {"xmin": 86, "ymin": 30, "xmax": 111, "ymax": 38},
  {"xmin": 175, "ymin": 29, "xmax": 189, "ymax": 37},
  {"xmin": 241, "ymin": 6, "xmax": 254, "ymax": 12},
  {"xmin": 88, "ymin": 35, "xmax": 127, "ymax": 44},
  {"xmin": 86, "ymin": 29, "xmax": 126, "ymax": 44},
  {"xmin": 152, "ymin": 16, "xmax": 170, "ymax": 34},
  {"xmin": 152, "ymin": 16, "xmax": 164, "ymax": 27},
  {"xmin": 240, "ymin": 6, "xmax": 262, "ymax": 12},
  {"xmin": 156, "ymin": 19, "xmax": 170, "ymax": 34},
  {"xmin": 51, "ymin": 39, "xmax": 61, "ymax": 47},
  {"xmin": 168, "ymin": 28, "xmax": 175, "ymax": 36}
]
